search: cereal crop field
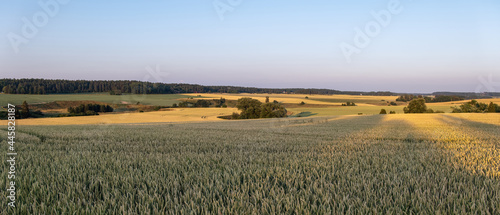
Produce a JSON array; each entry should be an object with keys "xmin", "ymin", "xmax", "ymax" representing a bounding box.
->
[{"xmin": 1, "ymin": 113, "xmax": 499, "ymax": 214}]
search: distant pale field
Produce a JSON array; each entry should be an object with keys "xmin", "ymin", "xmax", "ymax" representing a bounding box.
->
[
  {"xmin": 2, "ymin": 93, "xmax": 499, "ymax": 125},
  {"xmin": 183, "ymin": 93, "xmax": 398, "ymax": 106},
  {"xmin": 288, "ymin": 105, "xmax": 452, "ymax": 116},
  {"xmin": 14, "ymin": 108, "xmax": 498, "ymax": 126},
  {"xmin": 2, "ymin": 93, "xmax": 497, "ymax": 107},
  {"xmin": 15, "ymin": 108, "xmax": 238, "ymax": 125}
]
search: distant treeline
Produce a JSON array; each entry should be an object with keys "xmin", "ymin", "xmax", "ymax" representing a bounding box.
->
[
  {"xmin": 1, "ymin": 79, "xmax": 499, "ymax": 97},
  {"xmin": 0, "ymin": 78, "xmax": 394, "ymax": 95},
  {"xmin": 396, "ymin": 95, "xmax": 466, "ymax": 103},
  {"xmin": 432, "ymin": 91, "xmax": 500, "ymax": 99}
]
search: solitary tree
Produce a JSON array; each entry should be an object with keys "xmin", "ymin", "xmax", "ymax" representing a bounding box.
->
[
  {"xmin": 265, "ymin": 96, "xmax": 270, "ymax": 103},
  {"xmin": 488, "ymin": 102, "xmax": 498, "ymax": 113},
  {"xmin": 2, "ymin": 86, "xmax": 11, "ymax": 94},
  {"xmin": 403, "ymin": 98, "xmax": 427, "ymax": 113},
  {"xmin": 21, "ymin": 101, "xmax": 31, "ymax": 118},
  {"xmin": 379, "ymin": 109, "xmax": 387, "ymax": 114}
]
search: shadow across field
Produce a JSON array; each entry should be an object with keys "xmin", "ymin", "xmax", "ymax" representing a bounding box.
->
[
  {"xmin": 438, "ymin": 114, "xmax": 500, "ymax": 137},
  {"xmin": 289, "ymin": 111, "xmax": 318, "ymax": 118}
]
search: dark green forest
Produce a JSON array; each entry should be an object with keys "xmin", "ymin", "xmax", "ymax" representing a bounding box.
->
[
  {"xmin": 1, "ymin": 79, "xmax": 499, "ymax": 97},
  {"xmin": 0, "ymin": 79, "xmax": 393, "ymax": 95}
]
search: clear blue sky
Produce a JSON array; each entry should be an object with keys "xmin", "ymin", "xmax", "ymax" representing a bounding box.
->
[{"xmin": 1, "ymin": 0, "xmax": 499, "ymax": 93}]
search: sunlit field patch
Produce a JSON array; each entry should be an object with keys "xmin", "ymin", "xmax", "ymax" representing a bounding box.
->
[{"xmin": 386, "ymin": 114, "xmax": 500, "ymax": 177}]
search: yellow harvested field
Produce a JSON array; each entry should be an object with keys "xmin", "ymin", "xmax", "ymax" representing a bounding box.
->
[
  {"xmin": 8, "ymin": 93, "xmax": 499, "ymax": 125},
  {"xmin": 183, "ymin": 93, "xmax": 335, "ymax": 105},
  {"xmin": 15, "ymin": 108, "xmax": 238, "ymax": 125}
]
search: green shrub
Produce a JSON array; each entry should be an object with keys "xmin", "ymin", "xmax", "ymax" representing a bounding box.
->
[
  {"xmin": 342, "ymin": 102, "xmax": 356, "ymax": 106},
  {"xmin": 231, "ymin": 112, "xmax": 240, "ymax": 119},
  {"xmin": 403, "ymin": 98, "xmax": 427, "ymax": 113},
  {"xmin": 260, "ymin": 103, "xmax": 287, "ymax": 118},
  {"xmin": 236, "ymin": 98, "xmax": 262, "ymax": 119},
  {"xmin": 68, "ymin": 104, "xmax": 113, "ymax": 116}
]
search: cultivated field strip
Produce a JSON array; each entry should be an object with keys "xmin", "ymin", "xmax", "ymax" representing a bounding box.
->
[{"xmin": 1, "ymin": 114, "xmax": 499, "ymax": 214}]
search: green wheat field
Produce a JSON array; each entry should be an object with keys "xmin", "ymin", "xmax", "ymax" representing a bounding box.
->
[{"xmin": 1, "ymin": 113, "xmax": 499, "ymax": 214}]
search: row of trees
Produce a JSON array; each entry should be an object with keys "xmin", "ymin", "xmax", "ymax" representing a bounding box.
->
[
  {"xmin": 396, "ymin": 95, "xmax": 465, "ymax": 103},
  {"xmin": 433, "ymin": 91, "xmax": 500, "ymax": 99},
  {"xmin": 175, "ymin": 98, "xmax": 227, "ymax": 108},
  {"xmin": 426, "ymin": 95, "xmax": 465, "ymax": 103},
  {"xmin": 452, "ymin": 100, "xmax": 500, "ymax": 113},
  {"xmin": 67, "ymin": 104, "xmax": 114, "ymax": 116},
  {"xmin": 232, "ymin": 98, "xmax": 287, "ymax": 119},
  {"xmin": 0, "ymin": 78, "xmax": 397, "ymax": 95},
  {"xmin": 401, "ymin": 98, "xmax": 500, "ymax": 114}
]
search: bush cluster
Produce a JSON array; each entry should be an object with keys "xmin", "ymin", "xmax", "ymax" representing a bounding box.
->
[
  {"xmin": 67, "ymin": 104, "xmax": 113, "ymax": 116},
  {"xmin": 176, "ymin": 98, "xmax": 227, "ymax": 108},
  {"xmin": 452, "ymin": 100, "xmax": 500, "ymax": 113},
  {"xmin": 232, "ymin": 98, "xmax": 287, "ymax": 119},
  {"xmin": 341, "ymin": 102, "xmax": 356, "ymax": 106}
]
